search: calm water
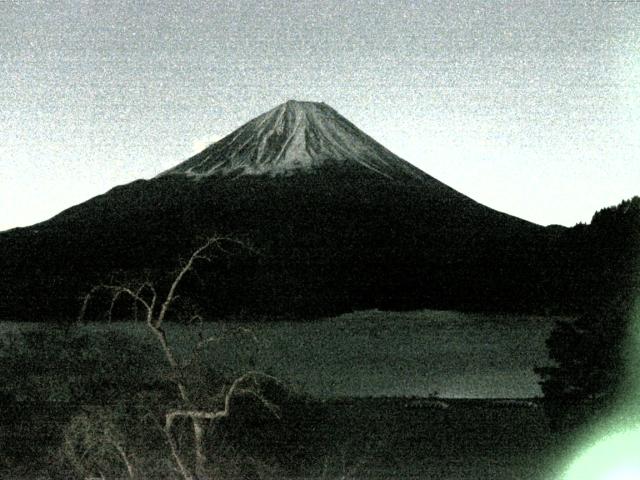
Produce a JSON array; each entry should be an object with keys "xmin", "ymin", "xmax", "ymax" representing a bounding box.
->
[{"xmin": 2, "ymin": 309, "xmax": 561, "ymax": 399}]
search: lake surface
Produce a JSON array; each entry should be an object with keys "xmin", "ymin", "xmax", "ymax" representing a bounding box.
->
[
  {"xmin": 224, "ymin": 309, "xmax": 560, "ymax": 398},
  {"xmin": 2, "ymin": 309, "xmax": 561, "ymax": 399}
]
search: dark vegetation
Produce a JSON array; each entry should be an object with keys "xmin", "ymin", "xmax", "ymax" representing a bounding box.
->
[
  {"xmin": 0, "ymin": 168, "xmax": 611, "ymax": 322},
  {"xmin": 0, "ymin": 326, "xmax": 558, "ymax": 480},
  {"xmin": 0, "ymin": 325, "xmax": 325, "ymax": 479},
  {"xmin": 536, "ymin": 197, "xmax": 640, "ymax": 431}
]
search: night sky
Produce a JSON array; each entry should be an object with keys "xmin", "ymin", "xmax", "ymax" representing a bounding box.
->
[{"xmin": 2, "ymin": 0, "xmax": 639, "ymax": 230}]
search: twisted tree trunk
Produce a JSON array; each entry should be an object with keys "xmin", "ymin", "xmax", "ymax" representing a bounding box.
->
[{"xmin": 79, "ymin": 237, "xmax": 276, "ymax": 480}]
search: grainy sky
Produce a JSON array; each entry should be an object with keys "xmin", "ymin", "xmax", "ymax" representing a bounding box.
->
[{"xmin": 2, "ymin": 0, "xmax": 639, "ymax": 230}]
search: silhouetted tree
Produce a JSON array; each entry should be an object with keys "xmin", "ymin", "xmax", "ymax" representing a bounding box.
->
[{"xmin": 536, "ymin": 197, "xmax": 640, "ymax": 431}]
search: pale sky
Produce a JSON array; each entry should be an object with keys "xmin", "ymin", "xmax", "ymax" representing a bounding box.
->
[{"xmin": 2, "ymin": 0, "xmax": 639, "ymax": 231}]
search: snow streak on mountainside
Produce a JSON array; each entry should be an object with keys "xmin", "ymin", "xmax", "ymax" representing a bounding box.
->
[{"xmin": 161, "ymin": 100, "xmax": 429, "ymax": 181}]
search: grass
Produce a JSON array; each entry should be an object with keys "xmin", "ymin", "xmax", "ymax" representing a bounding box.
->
[{"xmin": 0, "ymin": 397, "xmax": 563, "ymax": 479}]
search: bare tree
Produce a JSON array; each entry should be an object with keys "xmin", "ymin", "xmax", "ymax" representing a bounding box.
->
[{"xmin": 77, "ymin": 236, "xmax": 280, "ymax": 480}]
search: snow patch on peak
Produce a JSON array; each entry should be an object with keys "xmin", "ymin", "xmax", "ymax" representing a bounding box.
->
[{"xmin": 160, "ymin": 101, "xmax": 429, "ymax": 182}]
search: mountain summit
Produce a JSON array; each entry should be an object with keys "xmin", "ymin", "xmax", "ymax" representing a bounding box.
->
[{"xmin": 161, "ymin": 100, "xmax": 427, "ymax": 181}]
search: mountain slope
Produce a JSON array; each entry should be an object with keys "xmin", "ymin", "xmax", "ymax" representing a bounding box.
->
[
  {"xmin": 161, "ymin": 100, "xmax": 428, "ymax": 181},
  {"xmin": 0, "ymin": 101, "xmax": 567, "ymax": 321}
]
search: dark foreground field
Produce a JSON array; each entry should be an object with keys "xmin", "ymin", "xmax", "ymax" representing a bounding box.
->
[
  {"xmin": 315, "ymin": 398, "xmax": 563, "ymax": 480},
  {"xmin": 0, "ymin": 397, "xmax": 565, "ymax": 480}
]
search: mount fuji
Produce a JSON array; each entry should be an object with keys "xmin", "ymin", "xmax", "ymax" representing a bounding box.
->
[
  {"xmin": 0, "ymin": 101, "xmax": 566, "ymax": 321},
  {"xmin": 162, "ymin": 100, "xmax": 428, "ymax": 181}
]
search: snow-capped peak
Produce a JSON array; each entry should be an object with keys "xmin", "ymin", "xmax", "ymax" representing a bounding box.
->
[{"xmin": 160, "ymin": 100, "xmax": 428, "ymax": 181}]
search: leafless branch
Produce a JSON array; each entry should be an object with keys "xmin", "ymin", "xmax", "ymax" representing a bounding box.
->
[
  {"xmin": 156, "ymin": 236, "xmax": 233, "ymax": 328},
  {"xmin": 107, "ymin": 288, "xmax": 127, "ymax": 323},
  {"xmin": 77, "ymin": 236, "xmax": 268, "ymax": 479},
  {"xmin": 78, "ymin": 285, "xmax": 152, "ymax": 323},
  {"xmin": 165, "ymin": 371, "xmax": 282, "ymax": 433}
]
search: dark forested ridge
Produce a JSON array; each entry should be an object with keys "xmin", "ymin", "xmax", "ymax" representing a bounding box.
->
[
  {"xmin": 1, "ymin": 171, "xmax": 631, "ymax": 322},
  {"xmin": 0, "ymin": 101, "xmax": 636, "ymax": 322}
]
